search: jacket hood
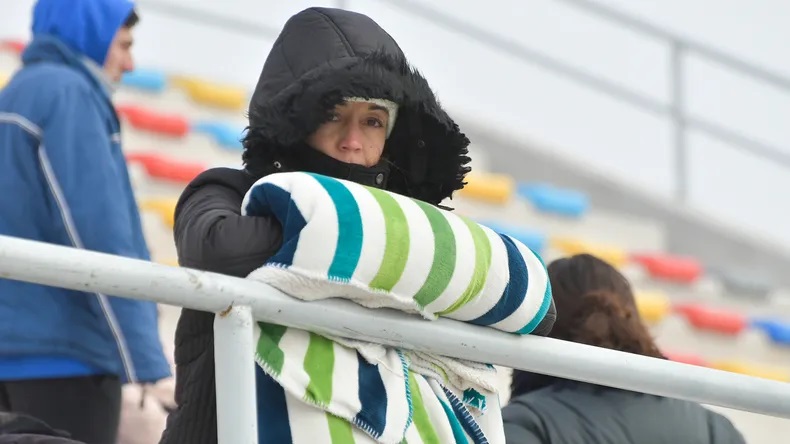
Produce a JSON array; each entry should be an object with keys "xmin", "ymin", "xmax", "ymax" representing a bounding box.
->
[
  {"xmin": 31, "ymin": 0, "xmax": 134, "ymax": 66},
  {"xmin": 243, "ymin": 7, "xmax": 471, "ymax": 205}
]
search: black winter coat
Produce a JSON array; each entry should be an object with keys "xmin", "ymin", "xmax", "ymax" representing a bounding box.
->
[{"xmin": 159, "ymin": 168, "xmax": 281, "ymax": 444}]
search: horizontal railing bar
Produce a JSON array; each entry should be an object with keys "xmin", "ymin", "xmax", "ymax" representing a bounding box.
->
[{"xmin": 1, "ymin": 235, "xmax": 789, "ymax": 418}]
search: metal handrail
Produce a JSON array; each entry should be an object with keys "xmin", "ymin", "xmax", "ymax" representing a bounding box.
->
[{"xmin": 137, "ymin": 0, "xmax": 790, "ymax": 202}]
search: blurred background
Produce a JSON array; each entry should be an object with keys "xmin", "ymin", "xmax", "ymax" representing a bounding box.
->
[{"xmin": 2, "ymin": 0, "xmax": 789, "ymax": 442}]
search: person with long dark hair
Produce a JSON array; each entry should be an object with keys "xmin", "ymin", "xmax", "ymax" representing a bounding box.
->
[{"xmin": 503, "ymin": 254, "xmax": 745, "ymax": 444}]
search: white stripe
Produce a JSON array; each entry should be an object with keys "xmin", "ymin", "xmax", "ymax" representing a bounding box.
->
[
  {"xmin": 292, "ymin": 174, "xmax": 338, "ymax": 281},
  {"xmin": 1, "ymin": 113, "xmax": 137, "ymax": 381},
  {"xmin": 346, "ymin": 183, "xmax": 386, "ymax": 285},
  {"xmin": 444, "ymin": 225, "xmax": 510, "ymax": 322},
  {"xmin": 0, "ymin": 112, "xmax": 43, "ymax": 137},
  {"xmin": 111, "ymin": 132, "xmax": 121, "ymax": 143},
  {"xmin": 276, "ymin": 327, "xmax": 312, "ymax": 394},
  {"xmin": 284, "ymin": 392, "xmax": 333, "ymax": 444},
  {"xmin": 424, "ymin": 210, "xmax": 476, "ymax": 314},
  {"xmin": 492, "ymin": 236, "xmax": 549, "ymax": 333},
  {"xmin": 37, "ymin": 146, "xmax": 137, "ymax": 382}
]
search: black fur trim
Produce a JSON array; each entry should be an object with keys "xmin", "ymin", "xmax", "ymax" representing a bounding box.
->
[{"xmin": 243, "ymin": 50, "xmax": 471, "ymax": 205}]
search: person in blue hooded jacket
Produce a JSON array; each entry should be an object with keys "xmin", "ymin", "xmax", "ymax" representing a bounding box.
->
[{"xmin": 0, "ymin": 1, "xmax": 171, "ymax": 442}]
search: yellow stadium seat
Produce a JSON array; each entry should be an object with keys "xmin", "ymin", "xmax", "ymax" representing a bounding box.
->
[
  {"xmin": 157, "ymin": 258, "xmax": 179, "ymax": 267},
  {"xmin": 634, "ymin": 290, "xmax": 671, "ymax": 324},
  {"xmin": 139, "ymin": 198, "xmax": 177, "ymax": 229},
  {"xmin": 0, "ymin": 72, "xmax": 9, "ymax": 90},
  {"xmin": 549, "ymin": 236, "xmax": 628, "ymax": 268},
  {"xmin": 171, "ymin": 76, "xmax": 246, "ymax": 110},
  {"xmin": 711, "ymin": 361, "xmax": 790, "ymax": 382},
  {"xmin": 458, "ymin": 173, "xmax": 515, "ymax": 204}
]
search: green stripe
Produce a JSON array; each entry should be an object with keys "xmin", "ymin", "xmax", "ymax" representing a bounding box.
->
[
  {"xmin": 412, "ymin": 201, "xmax": 456, "ymax": 308},
  {"xmin": 326, "ymin": 412, "xmax": 355, "ymax": 443},
  {"xmin": 408, "ymin": 372, "xmax": 441, "ymax": 444},
  {"xmin": 256, "ymin": 322, "xmax": 287, "ymax": 376},
  {"xmin": 304, "ymin": 332, "xmax": 335, "ymax": 406},
  {"xmin": 438, "ymin": 217, "xmax": 492, "ymax": 315},
  {"xmin": 368, "ymin": 188, "xmax": 410, "ymax": 291}
]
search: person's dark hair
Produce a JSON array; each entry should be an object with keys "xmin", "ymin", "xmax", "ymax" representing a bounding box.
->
[
  {"xmin": 546, "ymin": 254, "xmax": 663, "ymax": 357},
  {"xmin": 123, "ymin": 9, "xmax": 139, "ymax": 28},
  {"xmin": 511, "ymin": 254, "xmax": 664, "ymax": 397}
]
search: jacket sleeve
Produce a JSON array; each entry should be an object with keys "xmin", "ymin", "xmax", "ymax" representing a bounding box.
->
[
  {"xmin": 502, "ymin": 399, "xmax": 548, "ymax": 444},
  {"xmin": 173, "ymin": 172, "xmax": 283, "ymax": 278},
  {"xmin": 40, "ymin": 81, "xmax": 141, "ymax": 258}
]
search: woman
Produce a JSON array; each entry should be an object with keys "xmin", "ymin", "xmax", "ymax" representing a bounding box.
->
[
  {"xmin": 161, "ymin": 7, "xmax": 554, "ymax": 443},
  {"xmin": 503, "ymin": 254, "xmax": 745, "ymax": 444}
]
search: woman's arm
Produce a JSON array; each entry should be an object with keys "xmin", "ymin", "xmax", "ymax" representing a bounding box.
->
[{"xmin": 173, "ymin": 169, "xmax": 283, "ymax": 278}]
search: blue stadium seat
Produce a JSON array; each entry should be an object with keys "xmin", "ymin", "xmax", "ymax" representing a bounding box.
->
[
  {"xmin": 750, "ymin": 318, "xmax": 790, "ymax": 346},
  {"xmin": 517, "ymin": 183, "xmax": 589, "ymax": 218},
  {"xmin": 477, "ymin": 219, "xmax": 546, "ymax": 254},
  {"xmin": 121, "ymin": 68, "xmax": 167, "ymax": 92},
  {"xmin": 192, "ymin": 121, "xmax": 245, "ymax": 150}
]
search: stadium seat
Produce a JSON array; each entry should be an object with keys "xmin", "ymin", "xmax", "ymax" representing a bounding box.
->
[
  {"xmin": 0, "ymin": 39, "xmax": 25, "ymax": 55},
  {"xmin": 549, "ymin": 236, "xmax": 628, "ymax": 268},
  {"xmin": 750, "ymin": 318, "xmax": 790, "ymax": 346},
  {"xmin": 673, "ymin": 302, "xmax": 746, "ymax": 335},
  {"xmin": 157, "ymin": 258, "xmax": 180, "ymax": 267},
  {"xmin": 710, "ymin": 360, "xmax": 790, "ymax": 382},
  {"xmin": 116, "ymin": 104, "xmax": 190, "ymax": 137},
  {"xmin": 634, "ymin": 290, "xmax": 671, "ymax": 324},
  {"xmin": 126, "ymin": 152, "xmax": 206, "ymax": 184},
  {"xmin": 171, "ymin": 76, "xmax": 246, "ymax": 110},
  {"xmin": 121, "ymin": 68, "xmax": 167, "ymax": 92},
  {"xmin": 630, "ymin": 253, "xmax": 702, "ymax": 284},
  {"xmin": 139, "ymin": 198, "xmax": 177, "ymax": 229},
  {"xmin": 477, "ymin": 220, "xmax": 547, "ymax": 254},
  {"xmin": 664, "ymin": 351, "xmax": 708, "ymax": 367},
  {"xmin": 458, "ymin": 173, "xmax": 515, "ymax": 204},
  {"xmin": 192, "ymin": 121, "xmax": 245, "ymax": 150},
  {"xmin": 0, "ymin": 72, "xmax": 9, "ymax": 90},
  {"xmin": 516, "ymin": 182, "xmax": 589, "ymax": 218}
]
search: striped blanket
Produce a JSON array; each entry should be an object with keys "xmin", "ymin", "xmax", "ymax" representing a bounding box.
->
[{"xmin": 242, "ymin": 172, "xmax": 553, "ymax": 443}]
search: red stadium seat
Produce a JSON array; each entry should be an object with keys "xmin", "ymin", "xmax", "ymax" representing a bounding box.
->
[
  {"xmin": 116, "ymin": 104, "xmax": 189, "ymax": 138},
  {"xmin": 664, "ymin": 351, "xmax": 708, "ymax": 367},
  {"xmin": 126, "ymin": 152, "xmax": 206, "ymax": 184},
  {"xmin": 1, "ymin": 39, "xmax": 26, "ymax": 55},
  {"xmin": 673, "ymin": 302, "xmax": 746, "ymax": 335},
  {"xmin": 630, "ymin": 253, "xmax": 702, "ymax": 284}
]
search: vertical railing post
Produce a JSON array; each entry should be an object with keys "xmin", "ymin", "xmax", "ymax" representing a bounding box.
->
[
  {"xmin": 671, "ymin": 42, "xmax": 688, "ymax": 203},
  {"xmin": 214, "ymin": 304, "xmax": 258, "ymax": 443}
]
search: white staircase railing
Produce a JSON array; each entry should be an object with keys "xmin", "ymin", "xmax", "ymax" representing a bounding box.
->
[{"xmin": 1, "ymin": 234, "xmax": 789, "ymax": 443}]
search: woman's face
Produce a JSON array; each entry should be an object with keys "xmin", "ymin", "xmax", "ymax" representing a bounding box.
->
[{"xmin": 306, "ymin": 101, "xmax": 390, "ymax": 167}]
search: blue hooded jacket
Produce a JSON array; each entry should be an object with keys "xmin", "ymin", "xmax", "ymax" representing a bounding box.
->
[{"xmin": 0, "ymin": 0, "xmax": 170, "ymax": 384}]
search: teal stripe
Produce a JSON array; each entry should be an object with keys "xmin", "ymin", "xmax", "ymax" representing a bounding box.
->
[
  {"xmin": 367, "ymin": 188, "xmax": 410, "ymax": 291},
  {"xmin": 310, "ymin": 174, "xmax": 363, "ymax": 281},
  {"xmin": 438, "ymin": 399, "xmax": 469, "ymax": 444},
  {"xmin": 412, "ymin": 200, "xmax": 456, "ymax": 308}
]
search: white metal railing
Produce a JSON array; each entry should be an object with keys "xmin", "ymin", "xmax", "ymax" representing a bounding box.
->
[{"xmin": 1, "ymin": 234, "xmax": 790, "ymax": 443}]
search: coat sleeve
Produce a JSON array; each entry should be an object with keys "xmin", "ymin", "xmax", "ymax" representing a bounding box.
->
[
  {"xmin": 41, "ymin": 80, "xmax": 141, "ymax": 258},
  {"xmin": 502, "ymin": 399, "xmax": 549, "ymax": 444},
  {"xmin": 173, "ymin": 170, "xmax": 284, "ymax": 278}
]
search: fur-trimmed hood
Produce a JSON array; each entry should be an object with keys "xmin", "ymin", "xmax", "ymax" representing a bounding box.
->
[{"xmin": 243, "ymin": 7, "xmax": 471, "ymax": 205}]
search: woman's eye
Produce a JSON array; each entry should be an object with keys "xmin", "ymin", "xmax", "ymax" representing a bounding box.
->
[{"xmin": 366, "ymin": 117, "xmax": 384, "ymax": 128}]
